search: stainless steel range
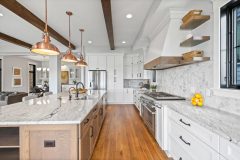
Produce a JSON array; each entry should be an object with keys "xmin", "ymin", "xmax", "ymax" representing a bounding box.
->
[
  {"xmin": 140, "ymin": 92, "xmax": 185, "ymax": 147},
  {"xmin": 144, "ymin": 92, "xmax": 185, "ymax": 100}
]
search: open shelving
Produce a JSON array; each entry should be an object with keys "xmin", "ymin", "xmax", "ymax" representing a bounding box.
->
[
  {"xmin": 180, "ymin": 15, "xmax": 210, "ymax": 30},
  {"xmin": 180, "ymin": 36, "xmax": 210, "ymax": 47},
  {"xmin": 0, "ymin": 127, "xmax": 20, "ymax": 160}
]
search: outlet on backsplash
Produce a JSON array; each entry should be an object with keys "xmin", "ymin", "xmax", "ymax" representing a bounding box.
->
[{"xmin": 205, "ymin": 88, "xmax": 212, "ymax": 97}]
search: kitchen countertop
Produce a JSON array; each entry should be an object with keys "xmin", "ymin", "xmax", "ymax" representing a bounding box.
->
[
  {"xmin": 0, "ymin": 90, "xmax": 106, "ymax": 125},
  {"xmin": 141, "ymin": 94, "xmax": 240, "ymax": 146}
]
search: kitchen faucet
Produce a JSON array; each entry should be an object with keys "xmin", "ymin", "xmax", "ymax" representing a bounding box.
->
[
  {"xmin": 68, "ymin": 87, "xmax": 75, "ymax": 100},
  {"xmin": 75, "ymin": 82, "xmax": 85, "ymax": 99}
]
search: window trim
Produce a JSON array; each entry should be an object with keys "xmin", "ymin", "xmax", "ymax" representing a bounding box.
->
[
  {"xmin": 212, "ymin": 0, "xmax": 240, "ymax": 99},
  {"xmin": 220, "ymin": 0, "xmax": 240, "ymax": 89}
]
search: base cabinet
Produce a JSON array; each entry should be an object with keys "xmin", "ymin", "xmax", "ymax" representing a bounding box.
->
[
  {"xmin": 80, "ymin": 96, "xmax": 106, "ymax": 160},
  {"xmin": 20, "ymin": 125, "xmax": 78, "ymax": 160}
]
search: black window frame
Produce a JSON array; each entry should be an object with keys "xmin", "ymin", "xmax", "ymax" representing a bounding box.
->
[{"xmin": 221, "ymin": 0, "xmax": 240, "ymax": 89}]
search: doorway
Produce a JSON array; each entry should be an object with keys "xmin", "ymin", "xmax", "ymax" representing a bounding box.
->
[{"xmin": 29, "ymin": 64, "xmax": 36, "ymax": 93}]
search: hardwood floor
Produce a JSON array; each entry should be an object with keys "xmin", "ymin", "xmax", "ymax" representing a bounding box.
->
[{"xmin": 91, "ymin": 105, "xmax": 168, "ymax": 160}]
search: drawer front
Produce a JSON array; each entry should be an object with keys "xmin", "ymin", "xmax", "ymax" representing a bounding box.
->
[
  {"xmin": 168, "ymin": 118, "xmax": 219, "ymax": 160},
  {"xmin": 168, "ymin": 109, "xmax": 219, "ymax": 151},
  {"xmin": 29, "ymin": 130, "xmax": 72, "ymax": 160},
  {"xmin": 168, "ymin": 134, "xmax": 193, "ymax": 160},
  {"xmin": 81, "ymin": 113, "xmax": 92, "ymax": 137},
  {"xmin": 220, "ymin": 137, "xmax": 240, "ymax": 160}
]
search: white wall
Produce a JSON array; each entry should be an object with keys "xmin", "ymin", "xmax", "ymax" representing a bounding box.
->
[{"xmin": 1, "ymin": 56, "xmax": 40, "ymax": 93}]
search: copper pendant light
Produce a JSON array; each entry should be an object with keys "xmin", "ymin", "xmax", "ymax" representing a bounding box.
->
[
  {"xmin": 61, "ymin": 11, "xmax": 78, "ymax": 63},
  {"xmin": 76, "ymin": 29, "xmax": 88, "ymax": 67},
  {"xmin": 31, "ymin": 0, "xmax": 60, "ymax": 56}
]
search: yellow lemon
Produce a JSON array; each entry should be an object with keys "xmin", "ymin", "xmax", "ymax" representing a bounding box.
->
[
  {"xmin": 194, "ymin": 93, "xmax": 202, "ymax": 99},
  {"xmin": 192, "ymin": 101, "xmax": 197, "ymax": 106},
  {"xmin": 197, "ymin": 102, "xmax": 203, "ymax": 107}
]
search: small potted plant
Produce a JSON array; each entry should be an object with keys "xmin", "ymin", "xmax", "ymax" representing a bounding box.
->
[
  {"xmin": 73, "ymin": 80, "xmax": 77, "ymax": 85},
  {"xmin": 150, "ymin": 84, "xmax": 157, "ymax": 92}
]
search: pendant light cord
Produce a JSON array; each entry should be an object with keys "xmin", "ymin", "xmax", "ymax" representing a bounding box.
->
[
  {"xmin": 68, "ymin": 14, "xmax": 71, "ymax": 49},
  {"xmin": 81, "ymin": 31, "xmax": 83, "ymax": 56},
  {"xmin": 45, "ymin": 0, "xmax": 48, "ymax": 33}
]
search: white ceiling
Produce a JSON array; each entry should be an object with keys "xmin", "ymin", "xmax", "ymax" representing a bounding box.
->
[{"xmin": 0, "ymin": 0, "xmax": 155, "ymax": 61}]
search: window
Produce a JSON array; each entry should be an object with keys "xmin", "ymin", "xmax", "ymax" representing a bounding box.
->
[
  {"xmin": 29, "ymin": 64, "xmax": 36, "ymax": 93},
  {"xmin": 221, "ymin": 1, "xmax": 240, "ymax": 89}
]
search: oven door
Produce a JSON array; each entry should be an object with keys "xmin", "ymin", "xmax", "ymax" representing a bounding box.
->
[{"xmin": 142, "ymin": 103, "xmax": 156, "ymax": 137}]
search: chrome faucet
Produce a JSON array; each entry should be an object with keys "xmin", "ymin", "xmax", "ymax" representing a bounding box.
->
[{"xmin": 75, "ymin": 82, "xmax": 85, "ymax": 99}]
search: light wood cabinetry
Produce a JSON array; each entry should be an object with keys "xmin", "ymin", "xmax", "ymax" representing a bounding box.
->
[
  {"xmin": 80, "ymin": 96, "xmax": 106, "ymax": 160},
  {"xmin": 0, "ymin": 96, "xmax": 107, "ymax": 160},
  {"xmin": 20, "ymin": 125, "xmax": 78, "ymax": 160}
]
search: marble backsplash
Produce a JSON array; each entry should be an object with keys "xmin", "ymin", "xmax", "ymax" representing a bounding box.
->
[{"xmin": 156, "ymin": 61, "xmax": 240, "ymax": 116}]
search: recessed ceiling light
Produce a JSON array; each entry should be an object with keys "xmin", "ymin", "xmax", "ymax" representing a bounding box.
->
[
  {"xmin": 0, "ymin": 13, "xmax": 3, "ymax": 17},
  {"xmin": 88, "ymin": 40, "xmax": 92, "ymax": 44},
  {"xmin": 122, "ymin": 41, "xmax": 126, "ymax": 44},
  {"xmin": 126, "ymin": 14, "xmax": 133, "ymax": 19}
]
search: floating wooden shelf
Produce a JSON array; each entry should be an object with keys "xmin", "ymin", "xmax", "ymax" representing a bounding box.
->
[
  {"xmin": 180, "ymin": 36, "xmax": 210, "ymax": 47},
  {"xmin": 144, "ymin": 56, "xmax": 210, "ymax": 70},
  {"xmin": 180, "ymin": 15, "xmax": 210, "ymax": 30}
]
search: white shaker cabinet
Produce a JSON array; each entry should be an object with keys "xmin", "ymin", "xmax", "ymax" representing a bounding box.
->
[
  {"xmin": 87, "ymin": 55, "xmax": 106, "ymax": 70},
  {"xmin": 167, "ymin": 109, "xmax": 219, "ymax": 160},
  {"xmin": 106, "ymin": 55, "xmax": 124, "ymax": 104},
  {"xmin": 219, "ymin": 137, "xmax": 240, "ymax": 160},
  {"xmin": 123, "ymin": 88, "xmax": 134, "ymax": 104},
  {"xmin": 123, "ymin": 54, "xmax": 145, "ymax": 79}
]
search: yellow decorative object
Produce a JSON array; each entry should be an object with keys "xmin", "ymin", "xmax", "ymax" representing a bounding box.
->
[{"xmin": 191, "ymin": 93, "xmax": 204, "ymax": 107}]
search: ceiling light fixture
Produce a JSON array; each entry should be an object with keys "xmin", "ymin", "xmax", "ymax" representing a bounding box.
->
[
  {"xmin": 61, "ymin": 11, "xmax": 78, "ymax": 63},
  {"xmin": 122, "ymin": 41, "xmax": 126, "ymax": 44},
  {"xmin": 31, "ymin": 0, "xmax": 60, "ymax": 56},
  {"xmin": 75, "ymin": 29, "xmax": 88, "ymax": 67},
  {"xmin": 126, "ymin": 14, "xmax": 133, "ymax": 19},
  {"xmin": 0, "ymin": 13, "xmax": 3, "ymax": 17},
  {"xmin": 88, "ymin": 40, "xmax": 93, "ymax": 44}
]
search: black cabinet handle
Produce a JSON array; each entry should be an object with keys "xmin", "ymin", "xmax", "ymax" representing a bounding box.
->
[
  {"xmin": 179, "ymin": 119, "xmax": 191, "ymax": 126},
  {"xmin": 90, "ymin": 126, "xmax": 93, "ymax": 138},
  {"xmin": 179, "ymin": 136, "xmax": 191, "ymax": 146}
]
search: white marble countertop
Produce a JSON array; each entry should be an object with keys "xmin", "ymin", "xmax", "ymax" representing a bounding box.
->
[
  {"xmin": 0, "ymin": 90, "xmax": 106, "ymax": 125},
  {"xmin": 141, "ymin": 94, "xmax": 240, "ymax": 146}
]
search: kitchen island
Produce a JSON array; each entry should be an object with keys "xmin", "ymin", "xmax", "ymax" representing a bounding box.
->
[{"xmin": 0, "ymin": 90, "xmax": 107, "ymax": 160}]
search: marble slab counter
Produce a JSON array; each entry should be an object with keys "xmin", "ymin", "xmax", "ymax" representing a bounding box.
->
[
  {"xmin": 157, "ymin": 100, "xmax": 240, "ymax": 146},
  {"xmin": 0, "ymin": 90, "xmax": 106, "ymax": 125}
]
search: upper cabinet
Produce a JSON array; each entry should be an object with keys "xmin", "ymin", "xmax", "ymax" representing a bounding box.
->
[
  {"xmin": 87, "ymin": 55, "xmax": 107, "ymax": 70},
  {"xmin": 124, "ymin": 54, "xmax": 144, "ymax": 79}
]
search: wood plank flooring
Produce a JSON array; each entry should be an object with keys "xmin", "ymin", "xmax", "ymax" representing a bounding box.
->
[{"xmin": 91, "ymin": 105, "xmax": 168, "ymax": 160}]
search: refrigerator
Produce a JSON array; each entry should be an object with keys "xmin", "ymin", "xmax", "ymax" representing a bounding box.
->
[{"xmin": 88, "ymin": 70, "xmax": 107, "ymax": 90}]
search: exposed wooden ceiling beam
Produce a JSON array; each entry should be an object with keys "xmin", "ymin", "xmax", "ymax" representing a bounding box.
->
[
  {"xmin": 0, "ymin": 32, "xmax": 32, "ymax": 49},
  {"xmin": 101, "ymin": 0, "xmax": 115, "ymax": 50},
  {"xmin": 0, "ymin": 0, "xmax": 76, "ymax": 49}
]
